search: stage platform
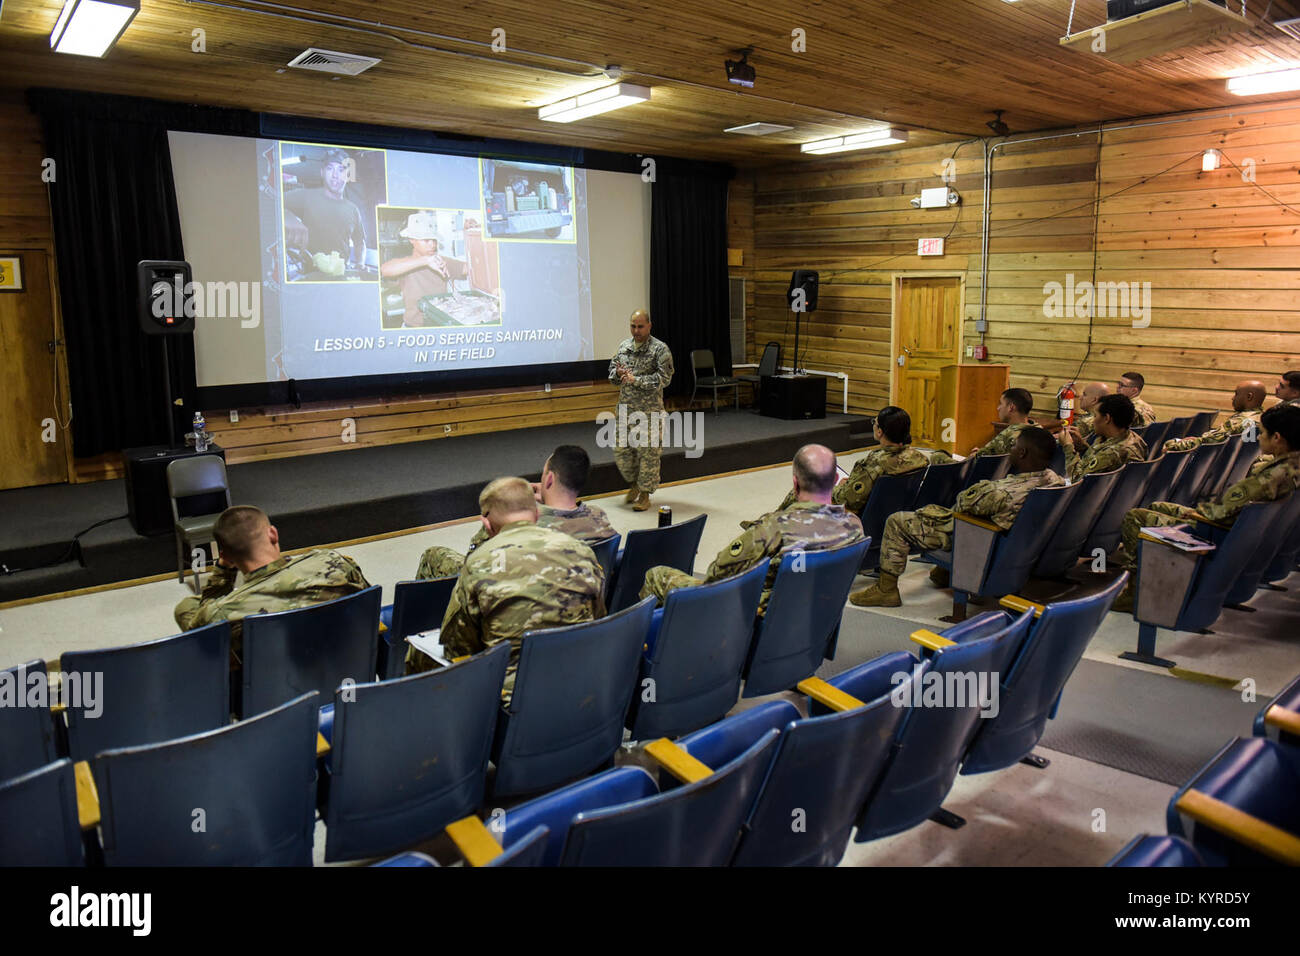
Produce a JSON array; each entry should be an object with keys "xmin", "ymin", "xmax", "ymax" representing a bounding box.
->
[{"xmin": 0, "ymin": 411, "xmax": 873, "ymax": 603}]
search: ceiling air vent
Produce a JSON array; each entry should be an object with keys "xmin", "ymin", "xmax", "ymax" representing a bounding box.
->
[
  {"xmin": 724, "ymin": 122, "xmax": 795, "ymax": 136},
  {"xmin": 1275, "ymin": 18, "xmax": 1300, "ymax": 41},
  {"xmin": 287, "ymin": 48, "xmax": 382, "ymax": 76}
]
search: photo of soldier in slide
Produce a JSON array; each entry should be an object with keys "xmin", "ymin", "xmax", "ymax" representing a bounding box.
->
[
  {"xmin": 280, "ymin": 144, "xmax": 384, "ymax": 282},
  {"xmin": 481, "ymin": 158, "xmax": 575, "ymax": 241},
  {"xmin": 378, "ymin": 207, "xmax": 502, "ymax": 329}
]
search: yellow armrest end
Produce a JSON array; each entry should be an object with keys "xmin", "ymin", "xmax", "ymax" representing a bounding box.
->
[
  {"xmin": 316, "ymin": 733, "xmax": 330, "ymax": 758},
  {"xmin": 954, "ymin": 513, "xmax": 1002, "ymax": 532},
  {"xmin": 1000, "ymin": 595, "xmax": 1045, "ymax": 618},
  {"xmin": 74, "ymin": 760, "xmax": 100, "ymax": 831},
  {"xmin": 645, "ymin": 738, "xmax": 713, "ymax": 785},
  {"xmin": 911, "ymin": 629, "xmax": 957, "ymax": 652},
  {"xmin": 797, "ymin": 677, "xmax": 865, "ymax": 713},
  {"xmin": 1264, "ymin": 705, "xmax": 1300, "ymax": 739},
  {"xmin": 1176, "ymin": 789, "xmax": 1300, "ymax": 866},
  {"xmin": 445, "ymin": 814, "xmax": 504, "ymax": 867},
  {"xmin": 378, "ymin": 622, "xmax": 388, "ymax": 634}
]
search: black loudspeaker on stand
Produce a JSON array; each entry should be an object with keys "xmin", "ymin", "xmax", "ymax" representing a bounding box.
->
[
  {"xmin": 785, "ymin": 269, "xmax": 819, "ymax": 373},
  {"xmin": 137, "ymin": 260, "xmax": 194, "ymax": 447}
]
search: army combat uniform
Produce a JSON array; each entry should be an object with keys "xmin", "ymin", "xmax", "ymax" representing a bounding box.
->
[
  {"xmin": 1164, "ymin": 408, "xmax": 1262, "ymax": 453},
  {"xmin": 1064, "ymin": 429, "xmax": 1147, "ymax": 482},
  {"xmin": 608, "ymin": 335, "xmax": 675, "ymax": 495},
  {"xmin": 640, "ymin": 500, "xmax": 863, "ymax": 615},
  {"xmin": 1118, "ymin": 450, "xmax": 1300, "ymax": 568},
  {"xmin": 974, "ymin": 421, "xmax": 1037, "ymax": 458},
  {"xmin": 1130, "ymin": 397, "xmax": 1157, "ymax": 428},
  {"xmin": 173, "ymin": 548, "xmax": 370, "ymax": 666},
  {"xmin": 873, "ymin": 469, "xmax": 1067, "ymax": 578},
  {"xmin": 1074, "ymin": 412, "xmax": 1096, "ymax": 442},
  {"xmin": 775, "ymin": 445, "xmax": 951, "ymax": 515},
  {"xmin": 415, "ymin": 502, "xmax": 617, "ymax": 579},
  {"xmin": 405, "ymin": 521, "xmax": 606, "ymax": 702}
]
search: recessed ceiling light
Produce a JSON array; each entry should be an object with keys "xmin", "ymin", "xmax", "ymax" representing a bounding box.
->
[
  {"xmin": 538, "ymin": 83, "xmax": 651, "ymax": 123},
  {"xmin": 800, "ymin": 128, "xmax": 909, "ymax": 154}
]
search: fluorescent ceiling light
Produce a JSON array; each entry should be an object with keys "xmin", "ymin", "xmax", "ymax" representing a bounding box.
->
[
  {"xmin": 538, "ymin": 83, "xmax": 651, "ymax": 123},
  {"xmin": 1227, "ymin": 67, "xmax": 1300, "ymax": 96},
  {"xmin": 50, "ymin": 0, "xmax": 139, "ymax": 57},
  {"xmin": 800, "ymin": 128, "xmax": 909, "ymax": 154}
]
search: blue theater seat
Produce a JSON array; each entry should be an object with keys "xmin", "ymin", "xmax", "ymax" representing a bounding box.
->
[
  {"xmin": 488, "ymin": 727, "xmax": 780, "ymax": 866},
  {"xmin": 1187, "ymin": 410, "xmax": 1217, "ymax": 436},
  {"xmin": 490, "ymin": 597, "xmax": 656, "ymax": 798},
  {"xmin": 606, "ymin": 515, "xmax": 706, "ymax": 613},
  {"xmin": 372, "ymin": 851, "xmax": 439, "ymax": 867},
  {"xmin": 320, "ymin": 643, "xmax": 509, "ymax": 862},
  {"xmin": 925, "ymin": 483, "xmax": 1078, "ymax": 621},
  {"xmin": 1162, "ymin": 415, "xmax": 1195, "ymax": 443},
  {"xmin": 830, "ymin": 608, "xmax": 1034, "ymax": 840},
  {"xmin": 960, "ymin": 574, "xmax": 1129, "ymax": 775},
  {"xmin": 62, "ymin": 622, "xmax": 230, "ymax": 763},
  {"xmin": 1082, "ymin": 457, "xmax": 1160, "ymax": 555},
  {"xmin": 678, "ymin": 652, "xmax": 917, "ymax": 866},
  {"xmin": 625, "ymin": 561, "xmax": 767, "ymax": 740},
  {"xmin": 94, "ymin": 692, "xmax": 320, "ymax": 866},
  {"xmin": 589, "ymin": 534, "xmax": 621, "ymax": 589},
  {"xmin": 912, "ymin": 457, "xmax": 973, "ymax": 511},
  {"xmin": 1107, "ymin": 834, "xmax": 1204, "ymax": 867},
  {"xmin": 1033, "ymin": 468, "xmax": 1122, "ymax": 578},
  {"xmin": 1167, "ymin": 736, "xmax": 1300, "ymax": 866},
  {"xmin": 380, "ymin": 577, "xmax": 456, "ymax": 680},
  {"xmin": 1168, "ymin": 440, "xmax": 1231, "ymax": 507},
  {"xmin": 963, "ymin": 453, "xmax": 1010, "ymax": 489},
  {"xmin": 240, "ymin": 586, "xmax": 382, "ymax": 718},
  {"xmin": 1254, "ymin": 672, "xmax": 1300, "ymax": 747},
  {"xmin": 1222, "ymin": 490, "xmax": 1300, "ymax": 607},
  {"xmin": 858, "ymin": 469, "xmax": 926, "ymax": 571},
  {"xmin": 0, "ymin": 659, "xmax": 62, "ymax": 783},
  {"xmin": 1137, "ymin": 420, "xmax": 1173, "ymax": 457},
  {"xmin": 1213, "ymin": 437, "xmax": 1261, "ymax": 500},
  {"xmin": 1140, "ymin": 447, "xmax": 1194, "ymax": 505},
  {"xmin": 0, "ymin": 759, "xmax": 84, "ymax": 866},
  {"xmin": 742, "ymin": 537, "xmax": 870, "ymax": 697}
]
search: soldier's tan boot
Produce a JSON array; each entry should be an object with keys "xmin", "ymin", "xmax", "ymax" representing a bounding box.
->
[
  {"xmin": 849, "ymin": 573, "xmax": 902, "ymax": 608},
  {"xmin": 1111, "ymin": 579, "xmax": 1136, "ymax": 613},
  {"xmin": 624, "ymin": 484, "xmax": 639, "ymax": 503},
  {"xmin": 632, "ymin": 490, "xmax": 652, "ymax": 512}
]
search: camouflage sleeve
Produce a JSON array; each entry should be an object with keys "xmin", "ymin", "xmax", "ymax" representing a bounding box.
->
[
  {"xmin": 955, "ymin": 481, "xmax": 1006, "ymax": 519},
  {"xmin": 1063, "ymin": 436, "xmax": 1083, "ymax": 481},
  {"xmin": 975, "ymin": 429, "xmax": 1012, "ymax": 458},
  {"xmin": 339, "ymin": 554, "xmax": 371, "ymax": 589},
  {"xmin": 705, "ymin": 520, "xmax": 779, "ymax": 582},
  {"xmin": 174, "ymin": 563, "xmax": 238, "ymax": 631},
  {"xmin": 1248, "ymin": 455, "xmax": 1274, "ymax": 477},
  {"xmin": 438, "ymin": 574, "xmax": 485, "ymax": 660},
  {"xmin": 1079, "ymin": 444, "xmax": 1125, "ymax": 479},
  {"xmin": 1197, "ymin": 468, "xmax": 1290, "ymax": 524},
  {"xmin": 1164, "ymin": 435, "xmax": 1202, "ymax": 453},
  {"xmin": 833, "ymin": 456, "xmax": 887, "ymax": 514},
  {"xmin": 637, "ymin": 344, "xmax": 674, "ymax": 391},
  {"xmin": 608, "ymin": 349, "xmax": 623, "ymax": 385},
  {"xmin": 466, "ymin": 524, "xmax": 491, "ymax": 553},
  {"xmin": 928, "ymin": 449, "xmax": 955, "ymax": 464}
]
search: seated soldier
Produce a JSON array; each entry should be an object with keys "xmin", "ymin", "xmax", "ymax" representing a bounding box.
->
[
  {"xmin": 640, "ymin": 443, "xmax": 864, "ymax": 615},
  {"xmin": 850, "ymin": 427, "xmax": 1065, "ymax": 608},
  {"xmin": 1112, "ymin": 403, "xmax": 1300, "ymax": 610},
  {"xmin": 1163, "ymin": 380, "xmax": 1266, "ymax": 453},
  {"xmin": 405, "ymin": 476, "xmax": 606, "ymax": 703},
  {"xmin": 772, "ymin": 406, "xmax": 952, "ymax": 515},
  {"xmin": 1275, "ymin": 370, "xmax": 1300, "ymax": 408},
  {"xmin": 971, "ymin": 387, "xmax": 1038, "ymax": 458},
  {"xmin": 1117, "ymin": 371, "xmax": 1157, "ymax": 427},
  {"xmin": 415, "ymin": 444, "xmax": 616, "ymax": 578},
  {"xmin": 173, "ymin": 505, "xmax": 370, "ymax": 668},
  {"xmin": 1071, "ymin": 382, "xmax": 1111, "ymax": 442},
  {"xmin": 1059, "ymin": 393, "xmax": 1147, "ymax": 481}
]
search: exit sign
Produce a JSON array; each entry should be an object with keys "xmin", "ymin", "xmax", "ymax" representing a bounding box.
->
[{"xmin": 918, "ymin": 237, "xmax": 945, "ymax": 257}]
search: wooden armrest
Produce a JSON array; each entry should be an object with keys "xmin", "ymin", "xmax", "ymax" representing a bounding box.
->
[
  {"xmin": 1000, "ymin": 595, "xmax": 1045, "ymax": 618},
  {"xmin": 911, "ymin": 628, "xmax": 956, "ymax": 651},
  {"xmin": 644, "ymin": 738, "xmax": 713, "ymax": 784},
  {"xmin": 954, "ymin": 513, "xmax": 1002, "ymax": 532},
  {"xmin": 1264, "ymin": 705, "xmax": 1300, "ymax": 738},
  {"xmin": 1176, "ymin": 789, "xmax": 1300, "ymax": 866},
  {"xmin": 451, "ymin": 654, "xmax": 470, "ymax": 663},
  {"xmin": 797, "ymin": 677, "xmax": 865, "ymax": 713},
  {"xmin": 74, "ymin": 760, "xmax": 100, "ymax": 831},
  {"xmin": 445, "ymin": 814, "xmax": 503, "ymax": 867},
  {"xmin": 316, "ymin": 733, "xmax": 330, "ymax": 758}
]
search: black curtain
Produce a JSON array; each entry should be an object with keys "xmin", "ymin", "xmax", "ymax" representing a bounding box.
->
[{"xmin": 650, "ymin": 165, "xmax": 734, "ymax": 398}]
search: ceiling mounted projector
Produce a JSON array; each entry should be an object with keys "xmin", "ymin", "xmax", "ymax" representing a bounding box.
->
[{"xmin": 725, "ymin": 49, "xmax": 756, "ymax": 88}]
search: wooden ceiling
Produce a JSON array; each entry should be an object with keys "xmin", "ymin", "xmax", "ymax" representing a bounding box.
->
[{"xmin": 2, "ymin": 0, "xmax": 1300, "ymax": 165}]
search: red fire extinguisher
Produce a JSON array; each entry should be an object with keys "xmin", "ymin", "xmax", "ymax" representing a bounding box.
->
[{"xmin": 1058, "ymin": 383, "xmax": 1076, "ymax": 425}]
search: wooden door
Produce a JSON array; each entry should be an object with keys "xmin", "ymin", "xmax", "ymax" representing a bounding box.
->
[
  {"xmin": 891, "ymin": 276, "xmax": 962, "ymax": 447},
  {"xmin": 0, "ymin": 251, "xmax": 69, "ymax": 489}
]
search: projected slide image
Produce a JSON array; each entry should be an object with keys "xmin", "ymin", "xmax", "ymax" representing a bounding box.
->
[
  {"xmin": 481, "ymin": 158, "xmax": 575, "ymax": 241},
  {"xmin": 378, "ymin": 206, "xmax": 502, "ymax": 330},
  {"xmin": 280, "ymin": 142, "xmax": 385, "ymax": 283}
]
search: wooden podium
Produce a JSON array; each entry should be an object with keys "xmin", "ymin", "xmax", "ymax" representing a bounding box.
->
[{"xmin": 938, "ymin": 364, "xmax": 1010, "ymax": 455}]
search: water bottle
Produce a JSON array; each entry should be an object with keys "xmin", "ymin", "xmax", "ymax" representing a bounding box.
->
[{"xmin": 192, "ymin": 411, "xmax": 209, "ymax": 452}]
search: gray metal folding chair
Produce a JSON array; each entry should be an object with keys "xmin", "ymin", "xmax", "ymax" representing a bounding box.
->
[{"xmin": 166, "ymin": 455, "xmax": 231, "ymax": 593}]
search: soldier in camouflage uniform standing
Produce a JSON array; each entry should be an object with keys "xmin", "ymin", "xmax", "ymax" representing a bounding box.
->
[
  {"xmin": 641, "ymin": 444, "xmax": 863, "ymax": 616},
  {"xmin": 1071, "ymin": 382, "xmax": 1111, "ymax": 442},
  {"xmin": 971, "ymin": 388, "xmax": 1039, "ymax": 457},
  {"xmin": 773, "ymin": 406, "xmax": 952, "ymax": 514},
  {"xmin": 1059, "ymin": 394, "xmax": 1147, "ymax": 481},
  {"xmin": 851, "ymin": 428, "xmax": 1065, "ymax": 608},
  {"xmin": 1163, "ymin": 381, "xmax": 1266, "ymax": 453},
  {"xmin": 1118, "ymin": 371, "xmax": 1157, "ymax": 427},
  {"xmin": 1112, "ymin": 404, "xmax": 1300, "ymax": 610},
  {"xmin": 609, "ymin": 309, "xmax": 674, "ymax": 512},
  {"xmin": 405, "ymin": 477, "xmax": 606, "ymax": 703},
  {"xmin": 414, "ymin": 445, "xmax": 616, "ymax": 579},
  {"xmin": 174, "ymin": 505, "xmax": 370, "ymax": 669}
]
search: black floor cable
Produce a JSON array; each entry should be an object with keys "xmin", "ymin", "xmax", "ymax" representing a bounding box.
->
[{"xmin": 0, "ymin": 514, "xmax": 128, "ymax": 575}]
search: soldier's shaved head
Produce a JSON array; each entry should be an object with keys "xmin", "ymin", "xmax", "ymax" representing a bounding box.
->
[
  {"xmin": 214, "ymin": 505, "xmax": 277, "ymax": 567},
  {"xmin": 1233, "ymin": 380, "xmax": 1267, "ymax": 412},
  {"xmin": 629, "ymin": 309, "xmax": 651, "ymax": 344},
  {"xmin": 1012, "ymin": 427, "xmax": 1057, "ymax": 472},
  {"xmin": 1079, "ymin": 382, "xmax": 1110, "ymax": 412},
  {"xmin": 793, "ymin": 444, "xmax": 838, "ymax": 497},
  {"xmin": 479, "ymin": 477, "xmax": 539, "ymax": 530}
]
